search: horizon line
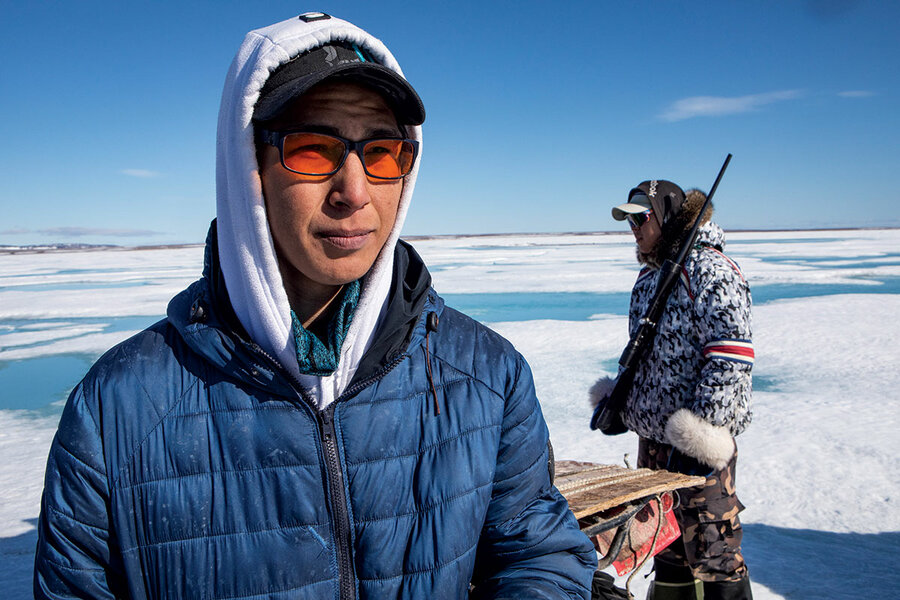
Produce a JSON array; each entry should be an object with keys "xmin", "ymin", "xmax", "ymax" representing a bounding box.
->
[{"xmin": 2, "ymin": 226, "xmax": 898, "ymax": 255}]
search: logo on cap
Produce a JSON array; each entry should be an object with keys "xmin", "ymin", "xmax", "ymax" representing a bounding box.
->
[
  {"xmin": 324, "ymin": 46, "xmax": 338, "ymax": 65},
  {"xmin": 649, "ymin": 181, "xmax": 658, "ymax": 198}
]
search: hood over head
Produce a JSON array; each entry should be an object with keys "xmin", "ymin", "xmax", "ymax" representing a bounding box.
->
[
  {"xmin": 215, "ymin": 12, "xmax": 424, "ymax": 406},
  {"xmin": 638, "ymin": 188, "xmax": 719, "ymax": 267}
]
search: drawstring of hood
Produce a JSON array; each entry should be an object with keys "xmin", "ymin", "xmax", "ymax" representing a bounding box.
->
[{"xmin": 424, "ymin": 312, "xmax": 440, "ymax": 416}]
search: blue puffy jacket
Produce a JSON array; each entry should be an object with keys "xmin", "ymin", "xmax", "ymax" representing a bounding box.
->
[{"xmin": 34, "ymin": 235, "xmax": 596, "ymax": 599}]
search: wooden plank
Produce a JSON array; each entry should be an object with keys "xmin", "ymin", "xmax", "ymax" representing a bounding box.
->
[{"xmin": 555, "ymin": 460, "xmax": 706, "ymax": 519}]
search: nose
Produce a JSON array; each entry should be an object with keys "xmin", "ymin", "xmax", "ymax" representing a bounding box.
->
[{"xmin": 328, "ymin": 151, "xmax": 372, "ymax": 211}]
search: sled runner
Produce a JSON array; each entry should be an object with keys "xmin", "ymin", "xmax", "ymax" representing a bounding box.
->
[{"xmin": 555, "ymin": 460, "xmax": 706, "ymax": 599}]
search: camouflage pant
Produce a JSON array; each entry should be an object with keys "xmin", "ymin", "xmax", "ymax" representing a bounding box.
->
[{"xmin": 638, "ymin": 438, "xmax": 749, "ymax": 583}]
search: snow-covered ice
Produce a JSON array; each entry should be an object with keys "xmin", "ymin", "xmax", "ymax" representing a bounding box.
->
[{"xmin": 2, "ymin": 230, "xmax": 898, "ymax": 599}]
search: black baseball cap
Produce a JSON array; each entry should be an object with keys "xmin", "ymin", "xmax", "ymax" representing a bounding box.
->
[
  {"xmin": 253, "ymin": 39, "xmax": 425, "ymax": 126},
  {"xmin": 612, "ymin": 180, "xmax": 686, "ymax": 227}
]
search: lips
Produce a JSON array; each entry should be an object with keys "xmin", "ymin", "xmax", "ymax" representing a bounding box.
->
[{"xmin": 317, "ymin": 229, "xmax": 375, "ymax": 251}]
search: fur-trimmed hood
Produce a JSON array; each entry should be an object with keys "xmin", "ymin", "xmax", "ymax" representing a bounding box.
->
[{"xmin": 639, "ymin": 189, "xmax": 718, "ymax": 267}]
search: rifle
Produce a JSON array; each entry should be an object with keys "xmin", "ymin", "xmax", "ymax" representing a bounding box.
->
[{"xmin": 590, "ymin": 154, "xmax": 732, "ymax": 435}]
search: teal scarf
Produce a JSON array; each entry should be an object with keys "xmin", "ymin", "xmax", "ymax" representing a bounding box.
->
[{"xmin": 290, "ymin": 279, "xmax": 361, "ymax": 376}]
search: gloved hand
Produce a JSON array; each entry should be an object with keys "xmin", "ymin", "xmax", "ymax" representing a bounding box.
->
[
  {"xmin": 588, "ymin": 375, "xmax": 627, "ymax": 434},
  {"xmin": 588, "ymin": 376, "xmax": 616, "ymax": 410},
  {"xmin": 665, "ymin": 447, "xmax": 715, "ymax": 478}
]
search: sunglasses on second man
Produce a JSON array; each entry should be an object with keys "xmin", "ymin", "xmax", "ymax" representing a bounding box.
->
[
  {"xmin": 259, "ymin": 129, "xmax": 419, "ymax": 180},
  {"xmin": 627, "ymin": 209, "xmax": 654, "ymax": 229}
]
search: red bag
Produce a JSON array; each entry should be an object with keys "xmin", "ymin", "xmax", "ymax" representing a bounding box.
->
[{"xmin": 589, "ymin": 492, "xmax": 681, "ymax": 576}]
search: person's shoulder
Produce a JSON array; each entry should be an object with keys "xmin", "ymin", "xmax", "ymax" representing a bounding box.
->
[
  {"xmin": 85, "ymin": 319, "xmax": 172, "ymax": 375},
  {"xmin": 80, "ymin": 318, "xmax": 195, "ymax": 412},
  {"xmin": 688, "ymin": 225, "xmax": 745, "ymax": 282},
  {"xmin": 64, "ymin": 317, "xmax": 210, "ymax": 486},
  {"xmin": 429, "ymin": 303, "xmax": 526, "ymax": 394},
  {"xmin": 686, "ymin": 247, "xmax": 750, "ymax": 312},
  {"xmin": 635, "ymin": 266, "xmax": 656, "ymax": 287},
  {"xmin": 437, "ymin": 304, "xmax": 518, "ymax": 353},
  {"xmin": 694, "ymin": 245, "xmax": 747, "ymax": 285}
]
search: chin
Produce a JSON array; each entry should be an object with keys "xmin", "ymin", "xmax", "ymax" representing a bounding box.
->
[{"xmin": 314, "ymin": 258, "xmax": 376, "ymax": 286}]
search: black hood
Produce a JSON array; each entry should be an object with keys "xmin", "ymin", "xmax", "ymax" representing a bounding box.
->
[
  {"xmin": 351, "ymin": 239, "xmax": 433, "ymax": 387},
  {"xmin": 639, "ymin": 189, "xmax": 716, "ymax": 267}
]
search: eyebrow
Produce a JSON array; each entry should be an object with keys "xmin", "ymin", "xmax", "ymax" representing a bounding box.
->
[{"xmin": 288, "ymin": 123, "xmax": 404, "ymax": 139}]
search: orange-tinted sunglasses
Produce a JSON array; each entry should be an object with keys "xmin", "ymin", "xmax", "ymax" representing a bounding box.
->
[{"xmin": 259, "ymin": 130, "xmax": 419, "ymax": 180}]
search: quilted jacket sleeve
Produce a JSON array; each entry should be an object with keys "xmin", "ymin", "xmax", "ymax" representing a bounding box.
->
[
  {"xmin": 470, "ymin": 355, "xmax": 596, "ymax": 599},
  {"xmin": 691, "ymin": 253, "xmax": 754, "ymax": 436},
  {"xmin": 34, "ymin": 382, "xmax": 126, "ymax": 599}
]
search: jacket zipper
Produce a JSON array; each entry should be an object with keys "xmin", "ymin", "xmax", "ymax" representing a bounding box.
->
[
  {"xmin": 326, "ymin": 352, "xmax": 410, "ymax": 600},
  {"xmin": 244, "ymin": 344, "xmax": 357, "ymax": 598},
  {"xmin": 336, "ymin": 352, "xmax": 408, "ymax": 402},
  {"xmin": 245, "ymin": 343, "xmax": 415, "ymax": 600},
  {"xmin": 320, "ymin": 405, "xmax": 356, "ymax": 600}
]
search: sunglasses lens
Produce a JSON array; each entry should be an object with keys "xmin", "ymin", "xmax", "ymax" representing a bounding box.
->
[
  {"xmin": 363, "ymin": 139, "xmax": 416, "ymax": 179},
  {"xmin": 279, "ymin": 133, "xmax": 416, "ymax": 179},
  {"xmin": 281, "ymin": 133, "xmax": 344, "ymax": 175},
  {"xmin": 627, "ymin": 211, "xmax": 652, "ymax": 228}
]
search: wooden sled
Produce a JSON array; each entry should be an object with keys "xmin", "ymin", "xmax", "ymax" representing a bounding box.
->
[
  {"xmin": 471, "ymin": 459, "xmax": 706, "ymax": 599},
  {"xmin": 555, "ymin": 460, "xmax": 705, "ymax": 574}
]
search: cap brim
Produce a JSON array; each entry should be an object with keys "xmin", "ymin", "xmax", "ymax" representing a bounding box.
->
[
  {"xmin": 254, "ymin": 62, "xmax": 425, "ymax": 125},
  {"xmin": 611, "ymin": 202, "xmax": 651, "ymax": 221}
]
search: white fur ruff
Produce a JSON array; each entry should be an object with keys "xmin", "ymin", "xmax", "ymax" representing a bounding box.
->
[
  {"xmin": 588, "ymin": 376, "xmax": 617, "ymax": 410},
  {"xmin": 664, "ymin": 408, "xmax": 735, "ymax": 470}
]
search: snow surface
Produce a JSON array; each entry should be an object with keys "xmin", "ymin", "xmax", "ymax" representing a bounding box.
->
[{"xmin": 2, "ymin": 230, "xmax": 898, "ymax": 598}]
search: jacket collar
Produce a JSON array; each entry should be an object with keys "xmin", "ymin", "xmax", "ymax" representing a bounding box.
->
[
  {"xmin": 167, "ymin": 221, "xmax": 437, "ymax": 400},
  {"xmin": 351, "ymin": 239, "xmax": 437, "ymax": 387}
]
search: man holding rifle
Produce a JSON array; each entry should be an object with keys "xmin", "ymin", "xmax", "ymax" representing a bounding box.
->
[{"xmin": 591, "ymin": 179, "xmax": 754, "ymax": 599}]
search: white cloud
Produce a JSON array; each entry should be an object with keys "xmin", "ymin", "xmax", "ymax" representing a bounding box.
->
[
  {"xmin": 120, "ymin": 168, "xmax": 161, "ymax": 178},
  {"xmin": 659, "ymin": 90, "xmax": 802, "ymax": 122},
  {"xmin": 837, "ymin": 90, "xmax": 875, "ymax": 98}
]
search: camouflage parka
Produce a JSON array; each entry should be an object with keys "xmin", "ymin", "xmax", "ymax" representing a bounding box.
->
[{"xmin": 622, "ymin": 219, "xmax": 754, "ymax": 444}]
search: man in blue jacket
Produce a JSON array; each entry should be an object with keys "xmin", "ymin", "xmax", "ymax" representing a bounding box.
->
[{"xmin": 34, "ymin": 12, "xmax": 596, "ymax": 599}]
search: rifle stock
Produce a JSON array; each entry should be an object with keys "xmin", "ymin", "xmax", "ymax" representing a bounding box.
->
[{"xmin": 590, "ymin": 154, "xmax": 732, "ymax": 436}]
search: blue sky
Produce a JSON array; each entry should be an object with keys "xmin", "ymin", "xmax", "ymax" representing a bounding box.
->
[{"xmin": 1, "ymin": 0, "xmax": 898, "ymax": 246}]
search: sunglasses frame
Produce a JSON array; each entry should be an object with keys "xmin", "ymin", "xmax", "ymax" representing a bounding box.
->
[
  {"xmin": 627, "ymin": 209, "xmax": 654, "ymax": 229},
  {"xmin": 258, "ymin": 128, "xmax": 419, "ymax": 180}
]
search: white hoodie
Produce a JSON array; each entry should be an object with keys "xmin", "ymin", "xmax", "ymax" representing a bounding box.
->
[{"xmin": 215, "ymin": 13, "xmax": 423, "ymax": 409}]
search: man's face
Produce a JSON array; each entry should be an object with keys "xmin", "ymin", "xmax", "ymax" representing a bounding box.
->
[
  {"xmin": 631, "ymin": 211, "xmax": 662, "ymax": 254},
  {"xmin": 259, "ymin": 81, "xmax": 404, "ymax": 297}
]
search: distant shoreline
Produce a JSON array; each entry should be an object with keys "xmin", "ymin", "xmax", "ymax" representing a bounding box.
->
[
  {"xmin": 2, "ymin": 227, "xmax": 897, "ymax": 255},
  {"xmin": 402, "ymin": 226, "xmax": 900, "ymax": 241},
  {"xmin": 0, "ymin": 243, "xmax": 206, "ymax": 256}
]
